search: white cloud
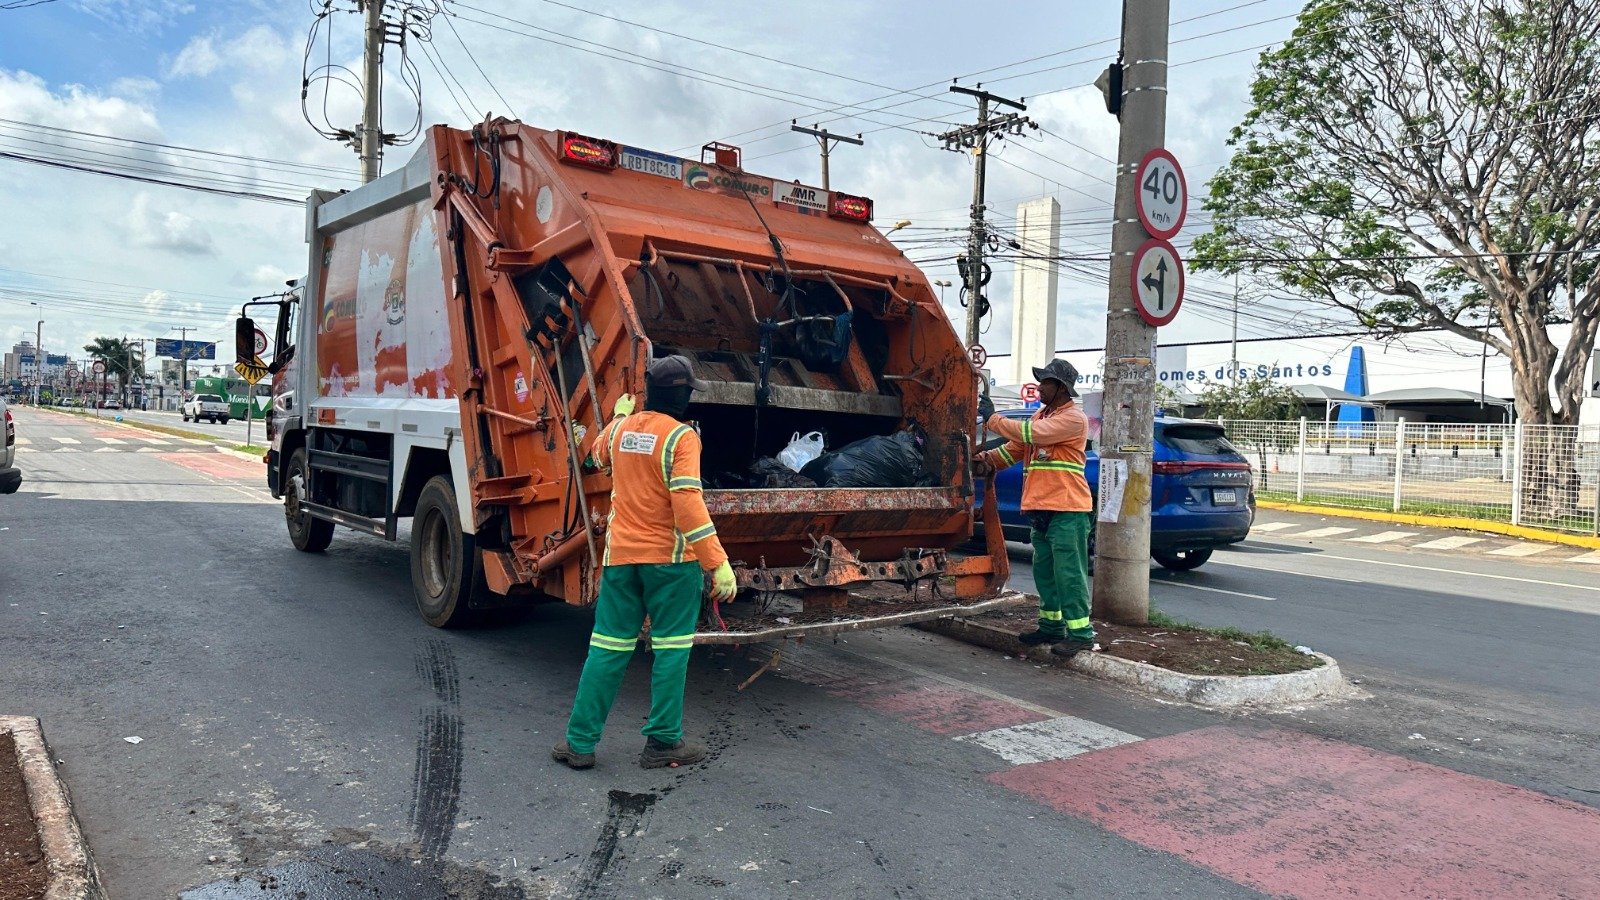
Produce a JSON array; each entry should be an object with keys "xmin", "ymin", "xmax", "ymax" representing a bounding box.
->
[
  {"xmin": 166, "ymin": 35, "xmax": 221, "ymax": 79},
  {"xmin": 74, "ymin": 0, "xmax": 195, "ymax": 34},
  {"xmin": 0, "ymin": 70, "xmax": 162, "ymax": 139},
  {"xmin": 124, "ymin": 194, "xmax": 215, "ymax": 256}
]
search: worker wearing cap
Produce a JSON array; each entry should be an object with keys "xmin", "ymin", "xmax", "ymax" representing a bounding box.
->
[
  {"xmin": 974, "ymin": 359, "xmax": 1096, "ymax": 656},
  {"xmin": 553, "ymin": 355, "xmax": 738, "ymax": 770}
]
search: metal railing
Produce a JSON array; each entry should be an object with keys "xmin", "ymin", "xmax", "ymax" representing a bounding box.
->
[{"xmin": 1220, "ymin": 418, "xmax": 1600, "ymax": 536}]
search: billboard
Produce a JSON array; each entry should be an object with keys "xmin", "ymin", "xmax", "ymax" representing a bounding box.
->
[{"xmin": 155, "ymin": 338, "xmax": 216, "ymax": 360}]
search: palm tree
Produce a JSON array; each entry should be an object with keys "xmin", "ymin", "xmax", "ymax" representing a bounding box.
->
[{"xmin": 84, "ymin": 337, "xmax": 141, "ymax": 405}]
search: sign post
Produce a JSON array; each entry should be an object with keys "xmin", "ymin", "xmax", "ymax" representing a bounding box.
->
[{"xmin": 234, "ymin": 357, "xmax": 268, "ymax": 449}]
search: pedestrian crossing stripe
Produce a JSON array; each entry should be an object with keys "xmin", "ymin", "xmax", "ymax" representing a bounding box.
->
[
  {"xmin": 1295, "ymin": 527, "xmax": 1355, "ymax": 539},
  {"xmin": 1251, "ymin": 522, "xmax": 1299, "ymax": 532},
  {"xmin": 1410, "ymin": 535, "xmax": 1484, "ymax": 550},
  {"xmin": 1347, "ymin": 531, "xmax": 1417, "ymax": 544},
  {"xmin": 1486, "ymin": 543, "xmax": 1551, "ymax": 557}
]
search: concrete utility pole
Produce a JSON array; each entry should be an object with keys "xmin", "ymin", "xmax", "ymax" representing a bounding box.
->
[
  {"xmin": 177, "ymin": 327, "xmax": 192, "ymax": 397},
  {"xmin": 359, "ymin": 0, "xmax": 386, "ymax": 183},
  {"xmin": 938, "ymin": 86, "xmax": 1036, "ymax": 347},
  {"xmin": 33, "ymin": 315, "xmax": 42, "ymax": 405},
  {"xmin": 790, "ymin": 122, "xmax": 862, "ymax": 191},
  {"xmin": 1093, "ymin": 0, "xmax": 1171, "ymax": 625}
]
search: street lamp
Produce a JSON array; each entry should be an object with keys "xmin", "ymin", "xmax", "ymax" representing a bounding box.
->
[
  {"xmin": 28, "ymin": 302, "xmax": 42, "ymax": 406},
  {"xmin": 888, "ymin": 219, "xmax": 912, "ymax": 233},
  {"xmin": 933, "ymin": 279, "xmax": 952, "ymax": 304}
]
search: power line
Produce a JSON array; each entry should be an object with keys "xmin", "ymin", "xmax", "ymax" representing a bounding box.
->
[
  {"xmin": 0, "ymin": 117, "xmax": 359, "ymax": 179},
  {"xmin": 0, "ymin": 151, "xmax": 303, "ymax": 205},
  {"xmin": 439, "ymin": 9, "xmax": 518, "ymax": 118}
]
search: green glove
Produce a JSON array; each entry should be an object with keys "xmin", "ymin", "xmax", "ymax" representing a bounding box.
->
[
  {"xmin": 710, "ymin": 561, "xmax": 737, "ymax": 601},
  {"xmin": 612, "ymin": 393, "xmax": 636, "ymax": 419}
]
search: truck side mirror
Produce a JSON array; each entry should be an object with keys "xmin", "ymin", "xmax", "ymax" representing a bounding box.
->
[{"xmin": 235, "ymin": 316, "xmax": 256, "ymax": 364}]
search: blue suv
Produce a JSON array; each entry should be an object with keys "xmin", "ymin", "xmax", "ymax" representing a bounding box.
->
[{"xmin": 980, "ymin": 412, "xmax": 1254, "ymax": 570}]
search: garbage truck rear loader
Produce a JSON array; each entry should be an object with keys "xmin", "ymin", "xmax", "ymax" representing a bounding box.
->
[{"xmin": 250, "ymin": 122, "xmax": 1015, "ymax": 640}]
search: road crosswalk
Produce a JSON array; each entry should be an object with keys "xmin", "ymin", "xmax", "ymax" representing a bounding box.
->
[
  {"xmin": 1254, "ymin": 517, "xmax": 1600, "ymax": 565},
  {"xmin": 16, "ymin": 435, "xmax": 214, "ymax": 451}
]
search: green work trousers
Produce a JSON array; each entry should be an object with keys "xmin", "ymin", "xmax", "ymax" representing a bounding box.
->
[
  {"xmin": 1031, "ymin": 511, "xmax": 1095, "ymax": 641},
  {"xmin": 565, "ymin": 562, "xmax": 702, "ymax": 754}
]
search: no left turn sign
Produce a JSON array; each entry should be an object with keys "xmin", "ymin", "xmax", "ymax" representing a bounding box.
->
[
  {"xmin": 1134, "ymin": 148, "xmax": 1187, "ymax": 241},
  {"xmin": 1130, "ymin": 238, "xmax": 1184, "ymax": 327}
]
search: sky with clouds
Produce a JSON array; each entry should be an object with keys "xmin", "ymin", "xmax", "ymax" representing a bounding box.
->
[{"xmin": 1, "ymin": 0, "xmax": 1417, "ymax": 388}]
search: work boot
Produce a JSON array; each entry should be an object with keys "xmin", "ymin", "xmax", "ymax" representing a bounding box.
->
[
  {"xmin": 640, "ymin": 737, "xmax": 706, "ymax": 769},
  {"xmin": 551, "ymin": 741, "xmax": 595, "ymax": 770},
  {"xmin": 1050, "ymin": 638, "xmax": 1097, "ymax": 659},
  {"xmin": 1017, "ymin": 630, "xmax": 1059, "ymax": 646}
]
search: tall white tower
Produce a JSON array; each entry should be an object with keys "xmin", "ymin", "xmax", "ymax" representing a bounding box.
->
[{"xmin": 1007, "ymin": 197, "xmax": 1061, "ymax": 385}]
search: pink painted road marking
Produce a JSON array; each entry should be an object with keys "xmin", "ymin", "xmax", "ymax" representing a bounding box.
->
[
  {"xmin": 159, "ymin": 452, "xmax": 262, "ymax": 481},
  {"xmin": 992, "ymin": 726, "xmax": 1600, "ymax": 899},
  {"xmin": 821, "ymin": 675, "xmax": 1050, "ymax": 736}
]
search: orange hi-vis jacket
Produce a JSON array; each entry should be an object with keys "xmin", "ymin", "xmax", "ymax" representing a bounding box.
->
[
  {"xmin": 592, "ymin": 411, "xmax": 729, "ymax": 571},
  {"xmin": 979, "ymin": 400, "xmax": 1093, "ymax": 513}
]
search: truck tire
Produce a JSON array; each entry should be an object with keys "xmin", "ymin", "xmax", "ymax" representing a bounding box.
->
[
  {"xmin": 220, "ymin": 417, "xmax": 229, "ymax": 425},
  {"xmin": 284, "ymin": 447, "xmax": 334, "ymax": 553},
  {"xmin": 411, "ymin": 475, "xmax": 487, "ymax": 629},
  {"xmin": 1152, "ymin": 548, "xmax": 1212, "ymax": 571},
  {"xmin": 181, "ymin": 412, "xmax": 190, "ymax": 422}
]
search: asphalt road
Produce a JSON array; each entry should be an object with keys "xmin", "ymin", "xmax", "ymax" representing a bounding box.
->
[{"xmin": 3, "ymin": 406, "xmax": 1598, "ymax": 898}]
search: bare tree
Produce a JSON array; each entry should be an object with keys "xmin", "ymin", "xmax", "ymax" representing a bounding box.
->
[{"xmin": 1194, "ymin": 0, "xmax": 1600, "ymax": 428}]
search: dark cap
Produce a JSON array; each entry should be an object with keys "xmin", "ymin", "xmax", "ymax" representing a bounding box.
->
[
  {"xmin": 647, "ymin": 355, "xmax": 710, "ymax": 391},
  {"xmin": 1031, "ymin": 359, "xmax": 1080, "ymax": 397}
]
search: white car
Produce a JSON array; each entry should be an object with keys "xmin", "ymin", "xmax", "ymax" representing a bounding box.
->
[
  {"xmin": 183, "ymin": 394, "xmax": 230, "ymax": 424},
  {"xmin": 1, "ymin": 397, "xmax": 20, "ymax": 494}
]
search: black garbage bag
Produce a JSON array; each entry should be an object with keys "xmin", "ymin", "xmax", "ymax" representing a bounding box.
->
[
  {"xmin": 801, "ymin": 430, "xmax": 932, "ymax": 489},
  {"xmin": 749, "ymin": 457, "xmax": 819, "ymax": 489}
]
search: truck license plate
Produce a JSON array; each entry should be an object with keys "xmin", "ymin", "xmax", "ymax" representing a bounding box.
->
[
  {"xmin": 620, "ymin": 148, "xmax": 682, "ymax": 180},
  {"xmin": 1212, "ymin": 488, "xmax": 1237, "ymax": 505}
]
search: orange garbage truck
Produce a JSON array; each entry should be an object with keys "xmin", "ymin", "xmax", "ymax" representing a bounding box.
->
[{"xmin": 242, "ymin": 120, "xmax": 1016, "ymax": 642}]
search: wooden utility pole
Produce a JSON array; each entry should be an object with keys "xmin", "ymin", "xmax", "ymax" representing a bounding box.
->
[{"xmin": 789, "ymin": 122, "xmax": 862, "ymax": 191}]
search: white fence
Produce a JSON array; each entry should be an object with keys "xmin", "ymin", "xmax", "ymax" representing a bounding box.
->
[{"xmin": 1221, "ymin": 419, "xmax": 1600, "ymax": 536}]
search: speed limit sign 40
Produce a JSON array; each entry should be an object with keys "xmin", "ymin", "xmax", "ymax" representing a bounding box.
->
[{"xmin": 1135, "ymin": 148, "xmax": 1187, "ymax": 240}]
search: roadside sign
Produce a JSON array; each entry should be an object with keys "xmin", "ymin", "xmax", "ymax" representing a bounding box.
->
[
  {"xmin": 1134, "ymin": 148, "xmax": 1187, "ymax": 240},
  {"xmin": 91, "ymin": 360, "xmax": 105, "ymax": 374},
  {"xmin": 1020, "ymin": 382, "xmax": 1040, "ymax": 404},
  {"xmin": 1131, "ymin": 238, "xmax": 1184, "ymax": 327},
  {"xmin": 968, "ymin": 344, "xmax": 988, "ymax": 368},
  {"xmin": 235, "ymin": 356, "xmax": 269, "ymax": 385},
  {"xmin": 253, "ymin": 328, "xmax": 269, "ymax": 357}
]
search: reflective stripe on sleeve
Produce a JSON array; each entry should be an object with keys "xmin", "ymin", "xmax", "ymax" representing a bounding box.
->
[
  {"xmin": 660, "ymin": 425, "xmax": 692, "ymax": 486},
  {"xmin": 683, "ymin": 522, "xmax": 717, "ymax": 544},
  {"xmin": 668, "ymin": 476, "xmax": 702, "ymax": 492},
  {"xmin": 1020, "ymin": 419, "xmax": 1033, "ymax": 443},
  {"xmin": 995, "ymin": 445, "xmax": 1016, "ymax": 467}
]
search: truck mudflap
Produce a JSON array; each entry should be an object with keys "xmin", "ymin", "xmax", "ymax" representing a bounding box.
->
[{"xmin": 693, "ymin": 588, "xmax": 1029, "ymax": 645}]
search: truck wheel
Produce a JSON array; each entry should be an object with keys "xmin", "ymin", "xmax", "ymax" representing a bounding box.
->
[
  {"xmin": 220, "ymin": 417, "xmax": 229, "ymax": 425},
  {"xmin": 284, "ymin": 447, "xmax": 334, "ymax": 553},
  {"xmin": 182, "ymin": 413, "xmax": 190, "ymax": 422},
  {"xmin": 411, "ymin": 475, "xmax": 486, "ymax": 629},
  {"xmin": 1152, "ymin": 548, "xmax": 1212, "ymax": 571}
]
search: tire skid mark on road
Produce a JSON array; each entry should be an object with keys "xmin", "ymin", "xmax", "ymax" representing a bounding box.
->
[{"xmin": 408, "ymin": 639, "xmax": 464, "ymax": 861}]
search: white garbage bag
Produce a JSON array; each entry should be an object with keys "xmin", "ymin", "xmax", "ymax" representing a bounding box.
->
[{"xmin": 777, "ymin": 431, "xmax": 826, "ymax": 472}]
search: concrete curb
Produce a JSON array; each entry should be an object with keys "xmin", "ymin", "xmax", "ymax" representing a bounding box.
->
[
  {"xmin": 919, "ymin": 617, "xmax": 1362, "ymax": 709},
  {"xmin": 0, "ymin": 716, "xmax": 103, "ymax": 900},
  {"xmin": 1257, "ymin": 498, "xmax": 1600, "ymax": 551}
]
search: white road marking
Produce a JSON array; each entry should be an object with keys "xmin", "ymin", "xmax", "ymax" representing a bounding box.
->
[
  {"xmin": 135, "ymin": 447, "xmax": 159, "ymax": 453},
  {"xmin": 13, "ymin": 437, "xmax": 28, "ymax": 446},
  {"xmin": 1152, "ymin": 579, "xmax": 1275, "ymax": 601},
  {"xmin": 53, "ymin": 437, "xmax": 80, "ymax": 445},
  {"xmin": 955, "ymin": 716, "xmax": 1142, "ymax": 765},
  {"xmin": 1486, "ymin": 543, "xmax": 1553, "ymax": 557},
  {"xmin": 1298, "ymin": 553, "xmax": 1600, "ymax": 595},
  {"xmin": 96, "ymin": 436, "xmax": 126, "ymax": 445},
  {"xmin": 130, "ymin": 436, "xmax": 169, "ymax": 444},
  {"xmin": 92, "ymin": 447, "xmax": 117, "ymax": 453},
  {"xmin": 1347, "ymin": 531, "xmax": 1417, "ymax": 544},
  {"xmin": 1212, "ymin": 559, "xmax": 1361, "ymax": 584},
  {"xmin": 1294, "ymin": 526, "xmax": 1356, "ymax": 539},
  {"xmin": 1410, "ymin": 535, "xmax": 1484, "ymax": 550},
  {"xmin": 1250, "ymin": 522, "xmax": 1300, "ymax": 533},
  {"xmin": 1568, "ymin": 551, "xmax": 1600, "ymax": 565}
]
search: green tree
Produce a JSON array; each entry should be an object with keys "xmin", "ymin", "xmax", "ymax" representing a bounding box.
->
[
  {"xmin": 84, "ymin": 337, "xmax": 141, "ymax": 404},
  {"xmin": 1198, "ymin": 375, "xmax": 1301, "ymax": 491},
  {"xmin": 1193, "ymin": 0, "xmax": 1600, "ymax": 428}
]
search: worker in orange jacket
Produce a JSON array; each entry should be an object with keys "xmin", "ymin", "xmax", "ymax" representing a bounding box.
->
[
  {"xmin": 975, "ymin": 359, "xmax": 1096, "ymax": 657},
  {"xmin": 553, "ymin": 355, "xmax": 737, "ymax": 770}
]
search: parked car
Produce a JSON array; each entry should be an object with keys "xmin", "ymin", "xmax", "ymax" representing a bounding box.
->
[
  {"xmin": 980, "ymin": 411, "xmax": 1254, "ymax": 570},
  {"xmin": 182, "ymin": 394, "xmax": 230, "ymax": 424},
  {"xmin": 1, "ymin": 397, "xmax": 20, "ymax": 494},
  {"xmin": 100, "ymin": 398, "xmax": 122, "ymax": 409}
]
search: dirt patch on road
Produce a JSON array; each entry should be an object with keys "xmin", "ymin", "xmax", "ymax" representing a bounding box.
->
[
  {"xmin": 0, "ymin": 733, "xmax": 49, "ymax": 900},
  {"xmin": 960, "ymin": 606, "xmax": 1323, "ymax": 676}
]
